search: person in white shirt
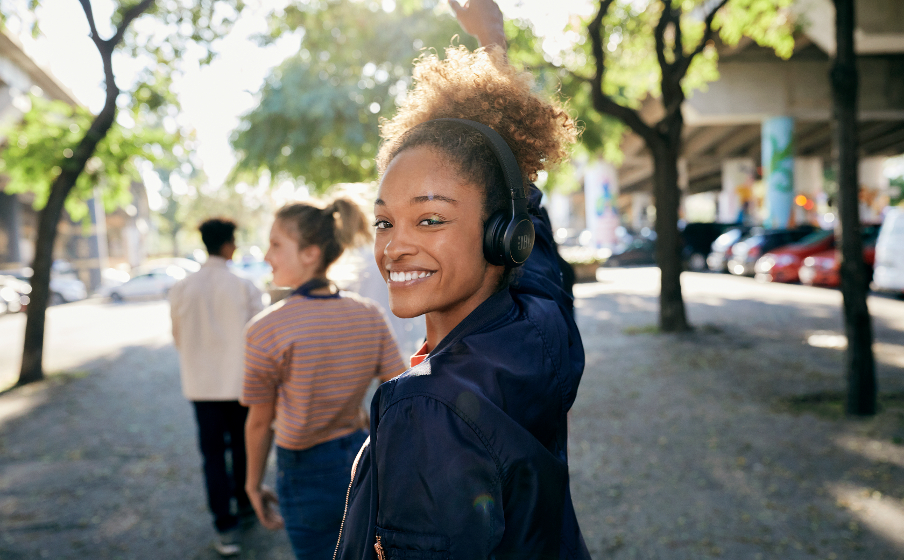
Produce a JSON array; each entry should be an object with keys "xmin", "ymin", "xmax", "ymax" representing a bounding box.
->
[{"xmin": 169, "ymin": 218, "xmax": 264, "ymax": 557}]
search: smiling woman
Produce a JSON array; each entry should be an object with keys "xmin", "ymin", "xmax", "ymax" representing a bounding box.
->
[{"xmin": 334, "ymin": 2, "xmax": 589, "ymax": 559}]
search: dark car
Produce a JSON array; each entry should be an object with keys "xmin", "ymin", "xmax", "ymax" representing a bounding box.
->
[
  {"xmin": 680, "ymin": 222, "xmax": 742, "ymax": 271},
  {"xmin": 706, "ymin": 226, "xmax": 755, "ymax": 272},
  {"xmin": 727, "ymin": 225, "xmax": 818, "ymax": 276},
  {"xmin": 603, "ymin": 235, "xmax": 657, "ymax": 267}
]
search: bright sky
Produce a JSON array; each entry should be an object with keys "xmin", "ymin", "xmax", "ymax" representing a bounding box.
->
[{"xmin": 12, "ymin": 0, "xmax": 595, "ymax": 203}]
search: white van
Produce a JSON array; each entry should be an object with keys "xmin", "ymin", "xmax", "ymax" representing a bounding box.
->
[{"xmin": 873, "ymin": 207, "xmax": 904, "ymax": 295}]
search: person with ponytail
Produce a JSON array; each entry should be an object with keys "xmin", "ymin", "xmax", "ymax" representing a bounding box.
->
[{"xmin": 241, "ymin": 196, "xmax": 406, "ymax": 559}]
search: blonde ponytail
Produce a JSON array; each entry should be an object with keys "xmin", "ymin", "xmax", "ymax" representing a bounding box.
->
[
  {"xmin": 275, "ymin": 195, "xmax": 372, "ymax": 273},
  {"xmin": 328, "ymin": 197, "xmax": 372, "ymax": 251}
]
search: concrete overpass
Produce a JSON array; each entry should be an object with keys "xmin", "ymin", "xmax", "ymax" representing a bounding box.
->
[{"xmin": 609, "ymin": 0, "xmax": 903, "ymax": 231}]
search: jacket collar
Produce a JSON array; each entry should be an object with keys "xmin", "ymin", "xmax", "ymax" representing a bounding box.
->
[
  {"xmin": 203, "ymin": 256, "xmax": 229, "ymax": 268},
  {"xmin": 428, "ymin": 288, "xmax": 515, "ymax": 359}
]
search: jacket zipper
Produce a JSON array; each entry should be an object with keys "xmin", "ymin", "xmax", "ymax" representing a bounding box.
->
[
  {"xmin": 333, "ymin": 436, "xmax": 370, "ymax": 560},
  {"xmin": 374, "ymin": 535, "xmax": 386, "ymax": 560}
]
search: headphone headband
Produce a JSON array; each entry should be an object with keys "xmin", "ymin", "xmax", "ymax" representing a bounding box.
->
[
  {"xmin": 427, "ymin": 118, "xmax": 534, "ymax": 268},
  {"xmin": 432, "ymin": 118, "xmax": 526, "ymax": 201}
]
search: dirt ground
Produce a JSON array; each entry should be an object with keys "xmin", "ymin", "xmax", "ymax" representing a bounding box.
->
[{"xmin": 1, "ymin": 267, "xmax": 902, "ymax": 559}]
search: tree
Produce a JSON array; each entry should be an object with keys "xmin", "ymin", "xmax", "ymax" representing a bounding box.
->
[
  {"xmin": 550, "ymin": 0, "xmax": 795, "ymax": 332},
  {"xmin": 831, "ymin": 0, "xmax": 876, "ymax": 415},
  {"xmin": 231, "ymin": 0, "xmax": 476, "ymax": 194},
  {"xmin": 1, "ymin": 0, "xmax": 245, "ymax": 386}
]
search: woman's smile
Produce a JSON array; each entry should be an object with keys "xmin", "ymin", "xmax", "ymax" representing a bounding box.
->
[{"xmin": 387, "ymin": 269, "xmax": 436, "ymax": 283}]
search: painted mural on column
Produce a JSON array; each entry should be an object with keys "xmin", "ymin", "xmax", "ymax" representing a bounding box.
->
[
  {"xmin": 762, "ymin": 116, "xmax": 795, "ymax": 228},
  {"xmin": 584, "ymin": 161, "xmax": 619, "ymax": 249}
]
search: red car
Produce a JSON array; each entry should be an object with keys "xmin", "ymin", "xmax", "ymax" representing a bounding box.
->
[
  {"xmin": 799, "ymin": 226, "xmax": 881, "ymax": 287},
  {"xmin": 754, "ymin": 229, "xmax": 835, "ymax": 283}
]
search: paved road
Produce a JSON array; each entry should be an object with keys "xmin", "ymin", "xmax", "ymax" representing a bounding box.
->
[{"xmin": 0, "ymin": 270, "xmax": 902, "ymax": 559}]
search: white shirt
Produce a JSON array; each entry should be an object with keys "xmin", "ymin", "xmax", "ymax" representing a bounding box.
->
[{"xmin": 169, "ymin": 256, "xmax": 264, "ymax": 401}]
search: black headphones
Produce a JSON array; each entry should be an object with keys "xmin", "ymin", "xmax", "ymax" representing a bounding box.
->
[{"xmin": 432, "ymin": 118, "xmax": 535, "ymax": 268}]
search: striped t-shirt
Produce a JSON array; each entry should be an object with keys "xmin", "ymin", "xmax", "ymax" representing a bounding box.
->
[{"xmin": 242, "ymin": 291, "xmax": 406, "ymax": 451}]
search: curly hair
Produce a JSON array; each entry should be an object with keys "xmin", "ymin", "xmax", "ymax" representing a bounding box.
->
[{"xmin": 377, "ymin": 45, "xmax": 577, "ymax": 194}]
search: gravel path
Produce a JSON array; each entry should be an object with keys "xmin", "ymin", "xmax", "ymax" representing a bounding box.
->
[{"xmin": 1, "ymin": 268, "xmax": 902, "ymax": 559}]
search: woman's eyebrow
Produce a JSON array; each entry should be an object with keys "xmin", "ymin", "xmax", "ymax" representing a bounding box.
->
[
  {"xmin": 374, "ymin": 194, "xmax": 459, "ymax": 207},
  {"xmin": 410, "ymin": 194, "xmax": 458, "ymax": 205}
]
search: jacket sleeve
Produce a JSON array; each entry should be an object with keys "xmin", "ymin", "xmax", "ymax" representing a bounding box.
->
[
  {"xmin": 373, "ymin": 395, "xmax": 504, "ymax": 559},
  {"xmin": 516, "ymin": 186, "xmax": 575, "ymax": 318}
]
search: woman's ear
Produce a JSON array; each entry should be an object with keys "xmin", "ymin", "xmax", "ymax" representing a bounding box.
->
[{"xmin": 299, "ymin": 244, "xmax": 323, "ymax": 268}]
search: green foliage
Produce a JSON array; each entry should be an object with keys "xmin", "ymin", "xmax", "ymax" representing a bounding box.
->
[
  {"xmin": 231, "ymin": 0, "xmax": 476, "ymax": 194},
  {"xmin": 0, "ymin": 96, "xmax": 176, "ymax": 222},
  {"xmin": 0, "ymin": 0, "xmax": 254, "ymax": 237}
]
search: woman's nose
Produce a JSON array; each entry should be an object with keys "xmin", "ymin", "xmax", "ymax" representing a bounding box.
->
[{"xmin": 383, "ymin": 227, "xmax": 417, "ymax": 261}]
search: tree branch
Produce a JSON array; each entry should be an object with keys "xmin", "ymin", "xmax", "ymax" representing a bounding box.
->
[
  {"xmin": 654, "ymin": 0, "xmax": 670, "ymax": 76},
  {"xmin": 109, "ymin": 0, "xmax": 156, "ymax": 47},
  {"xmin": 676, "ymin": 0, "xmax": 730, "ymax": 80},
  {"xmin": 588, "ymin": 0, "xmax": 657, "ymax": 145},
  {"xmin": 77, "ymin": 0, "xmax": 104, "ymax": 51}
]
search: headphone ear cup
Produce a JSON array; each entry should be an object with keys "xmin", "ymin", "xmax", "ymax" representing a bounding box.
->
[
  {"xmin": 503, "ymin": 214, "xmax": 535, "ymax": 267},
  {"xmin": 483, "ymin": 211, "xmax": 507, "ymax": 266}
]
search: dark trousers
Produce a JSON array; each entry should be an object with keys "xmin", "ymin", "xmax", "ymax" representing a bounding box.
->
[{"xmin": 192, "ymin": 400, "xmax": 251, "ymax": 533}]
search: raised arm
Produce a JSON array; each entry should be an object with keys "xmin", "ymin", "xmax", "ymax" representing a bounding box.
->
[{"xmin": 449, "ymin": 0, "xmax": 506, "ymax": 51}]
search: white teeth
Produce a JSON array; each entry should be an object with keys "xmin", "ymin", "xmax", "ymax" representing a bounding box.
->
[{"xmin": 388, "ymin": 271, "xmax": 433, "ymax": 283}]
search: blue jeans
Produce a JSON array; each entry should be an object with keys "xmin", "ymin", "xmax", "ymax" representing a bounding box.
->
[{"xmin": 276, "ymin": 430, "xmax": 368, "ymax": 560}]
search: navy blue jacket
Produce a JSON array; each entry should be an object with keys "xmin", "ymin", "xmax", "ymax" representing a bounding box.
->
[{"xmin": 335, "ymin": 189, "xmax": 589, "ymax": 560}]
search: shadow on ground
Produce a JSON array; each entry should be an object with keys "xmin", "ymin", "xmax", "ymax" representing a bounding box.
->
[
  {"xmin": 570, "ymin": 274, "xmax": 904, "ymax": 559},
  {"xmin": 0, "ymin": 342, "xmax": 292, "ymax": 560}
]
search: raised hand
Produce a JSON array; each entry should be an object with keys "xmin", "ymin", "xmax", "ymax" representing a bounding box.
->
[{"xmin": 448, "ymin": 0, "xmax": 506, "ymax": 49}]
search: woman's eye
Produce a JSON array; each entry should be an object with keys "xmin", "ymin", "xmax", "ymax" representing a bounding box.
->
[
  {"xmin": 373, "ymin": 220, "xmax": 392, "ymax": 230},
  {"xmin": 419, "ymin": 217, "xmax": 444, "ymax": 226}
]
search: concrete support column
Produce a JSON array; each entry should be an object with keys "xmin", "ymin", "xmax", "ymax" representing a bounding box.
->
[
  {"xmin": 0, "ymin": 191, "xmax": 22, "ymax": 265},
  {"xmin": 793, "ymin": 157, "xmax": 823, "ymax": 226},
  {"xmin": 762, "ymin": 116, "xmax": 795, "ymax": 228},
  {"xmin": 719, "ymin": 158, "xmax": 756, "ymax": 223},
  {"xmin": 584, "ymin": 160, "xmax": 619, "ymax": 248},
  {"xmin": 84, "ymin": 191, "xmax": 109, "ymax": 292},
  {"xmin": 631, "ymin": 193, "xmax": 653, "ymax": 232},
  {"xmin": 858, "ymin": 156, "xmax": 888, "ymax": 222}
]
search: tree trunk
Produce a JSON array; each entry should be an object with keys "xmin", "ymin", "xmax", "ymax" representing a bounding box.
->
[
  {"xmin": 651, "ymin": 137, "xmax": 690, "ymax": 332},
  {"xmin": 832, "ymin": 0, "xmax": 876, "ymax": 415},
  {"xmin": 17, "ymin": 183, "xmax": 70, "ymax": 385},
  {"xmin": 17, "ymin": 94, "xmax": 119, "ymax": 386}
]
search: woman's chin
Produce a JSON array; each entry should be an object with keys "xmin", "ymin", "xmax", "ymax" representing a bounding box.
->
[{"xmin": 388, "ymin": 302, "xmax": 426, "ymax": 320}]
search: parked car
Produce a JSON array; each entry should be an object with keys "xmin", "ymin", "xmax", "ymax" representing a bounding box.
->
[
  {"xmin": 873, "ymin": 207, "xmax": 904, "ymax": 296},
  {"xmin": 753, "ymin": 229, "xmax": 835, "ymax": 283},
  {"xmin": 680, "ymin": 222, "xmax": 741, "ymax": 271},
  {"xmin": 229, "ymin": 258, "xmax": 272, "ymax": 290},
  {"xmin": 706, "ymin": 226, "xmax": 755, "ymax": 272},
  {"xmin": 726, "ymin": 225, "xmax": 817, "ymax": 276},
  {"xmin": 798, "ymin": 225, "xmax": 881, "ymax": 288},
  {"xmin": 4, "ymin": 266, "xmax": 87, "ymax": 305},
  {"xmin": 131, "ymin": 257, "xmax": 201, "ymax": 277},
  {"xmin": 102, "ymin": 267, "xmax": 185, "ymax": 302},
  {"xmin": 0, "ymin": 275, "xmax": 31, "ymax": 314},
  {"xmin": 602, "ymin": 234, "xmax": 657, "ymax": 267}
]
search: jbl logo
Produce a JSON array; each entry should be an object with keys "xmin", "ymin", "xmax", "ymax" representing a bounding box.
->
[{"xmin": 517, "ymin": 235, "xmax": 531, "ymax": 251}]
